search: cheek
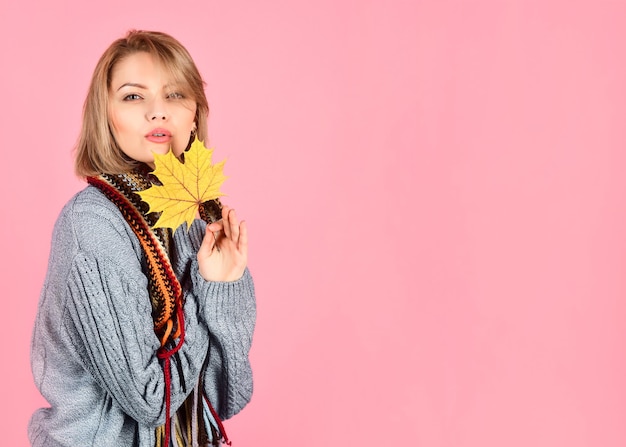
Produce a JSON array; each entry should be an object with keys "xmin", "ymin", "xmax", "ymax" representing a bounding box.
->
[
  {"xmin": 172, "ymin": 109, "xmax": 197, "ymax": 154},
  {"xmin": 182, "ymin": 104, "xmax": 197, "ymax": 128},
  {"xmin": 107, "ymin": 110, "xmax": 123, "ymax": 136},
  {"xmin": 108, "ymin": 107, "xmax": 137, "ymax": 137},
  {"xmin": 172, "ymin": 134, "xmax": 191, "ymax": 158}
]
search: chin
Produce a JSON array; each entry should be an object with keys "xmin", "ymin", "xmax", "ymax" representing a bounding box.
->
[{"xmin": 150, "ymin": 147, "xmax": 172, "ymax": 156}]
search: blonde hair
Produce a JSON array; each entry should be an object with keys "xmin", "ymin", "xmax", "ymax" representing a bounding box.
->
[{"xmin": 75, "ymin": 30, "xmax": 209, "ymax": 177}]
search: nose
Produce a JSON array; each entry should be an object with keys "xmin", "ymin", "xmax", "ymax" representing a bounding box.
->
[{"xmin": 146, "ymin": 98, "xmax": 168, "ymax": 121}]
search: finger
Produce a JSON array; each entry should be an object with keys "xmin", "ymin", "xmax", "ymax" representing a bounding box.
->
[
  {"xmin": 238, "ymin": 220, "xmax": 248, "ymax": 255},
  {"xmin": 205, "ymin": 220, "xmax": 222, "ymax": 252},
  {"xmin": 207, "ymin": 220, "xmax": 224, "ymax": 232},
  {"xmin": 198, "ymin": 227, "xmax": 217, "ymax": 257},
  {"xmin": 229, "ymin": 209, "xmax": 240, "ymax": 243},
  {"xmin": 221, "ymin": 205, "xmax": 232, "ymax": 239}
]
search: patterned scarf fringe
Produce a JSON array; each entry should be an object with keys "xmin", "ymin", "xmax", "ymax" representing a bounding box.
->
[
  {"xmin": 155, "ymin": 383, "xmax": 230, "ymax": 447},
  {"xmin": 88, "ymin": 170, "xmax": 229, "ymax": 447}
]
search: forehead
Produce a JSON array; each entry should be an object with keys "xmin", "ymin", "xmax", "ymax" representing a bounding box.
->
[{"xmin": 110, "ymin": 52, "xmax": 177, "ymax": 88}]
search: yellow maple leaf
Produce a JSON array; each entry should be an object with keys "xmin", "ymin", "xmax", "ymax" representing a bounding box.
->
[{"xmin": 137, "ymin": 138, "xmax": 226, "ymax": 231}]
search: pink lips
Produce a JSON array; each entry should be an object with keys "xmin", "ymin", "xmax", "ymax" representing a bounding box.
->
[{"xmin": 145, "ymin": 128, "xmax": 172, "ymax": 144}]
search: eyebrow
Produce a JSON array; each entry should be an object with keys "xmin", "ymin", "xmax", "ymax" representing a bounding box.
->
[{"xmin": 116, "ymin": 82, "xmax": 147, "ymax": 91}]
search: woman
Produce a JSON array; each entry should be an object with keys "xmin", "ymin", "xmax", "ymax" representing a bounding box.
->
[{"xmin": 29, "ymin": 30, "xmax": 256, "ymax": 446}]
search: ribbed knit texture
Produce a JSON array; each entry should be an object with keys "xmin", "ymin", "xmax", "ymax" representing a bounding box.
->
[{"xmin": 29, "ymin": 186, "xmax": 256, "ymax": 446}]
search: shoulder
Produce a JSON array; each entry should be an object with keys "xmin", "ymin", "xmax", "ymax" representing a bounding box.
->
[
  {"xmin": 52, "ymin": 186, "xmax": 140, "ymax": 258},
  {"xmin": 62, "ymin": 185, "xmax": 125, "ymax": 222}
]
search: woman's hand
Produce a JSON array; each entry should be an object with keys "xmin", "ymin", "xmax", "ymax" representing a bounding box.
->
[{"xmin": 197, "ymin": 205, "xmax": 248, "ymax": 282}]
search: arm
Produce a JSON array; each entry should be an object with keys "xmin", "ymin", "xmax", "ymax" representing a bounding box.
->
[
  {"xmin": 174, "ymin": 208, "xmax": 256, "ymax": 419},
  {"xmin": 192, "ymin": 265, "xmax": 256, "ymax": 419},
  {"xmin": 61, "ymin": 205, "xmax": 211, "ymax": 427}
]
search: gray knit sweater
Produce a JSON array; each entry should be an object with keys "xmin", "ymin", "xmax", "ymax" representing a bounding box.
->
[{"xmin": 29, "ymin": 186, "xmax": 256, "ymax": 446}]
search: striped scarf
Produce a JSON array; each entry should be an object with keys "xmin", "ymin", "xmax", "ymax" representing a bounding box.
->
[{"xmin": 87, "ymin": 168, "xmax": 229, "ymax": 446}]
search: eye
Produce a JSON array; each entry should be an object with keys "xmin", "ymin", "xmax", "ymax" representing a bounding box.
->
[
  {"xmin": 123, "ymin": 93, "xmax": 142, "ymax": 101},
  {"xmin": 167, "ymin": 92, "xmax": 185, "ymax": 99}
]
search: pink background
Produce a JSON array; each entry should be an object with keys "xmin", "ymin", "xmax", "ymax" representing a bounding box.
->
[{"xmin": 1, "ymin": 1, "xmax": 626, "ymax": 446}]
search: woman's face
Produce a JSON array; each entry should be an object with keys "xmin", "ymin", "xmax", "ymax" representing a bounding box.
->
[{"xmin": 108, "ymin": 52, "xmax": 197, "ymax": 167}]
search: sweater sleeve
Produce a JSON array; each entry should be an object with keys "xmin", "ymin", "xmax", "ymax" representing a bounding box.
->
[
  {"xmin": 59, "ymin": 198, "xmax": 212, "ymax": 427},
  {"xmin": 173, "ymin": 220, "xmax": 257, "ymax": 420},
  {"xmin": 63, "ymin": 251, "xmax": 209, "ymax": 427},
  {"xmin": 194, "ymin": 266, "xmax": 256, "ymax": 419}
]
